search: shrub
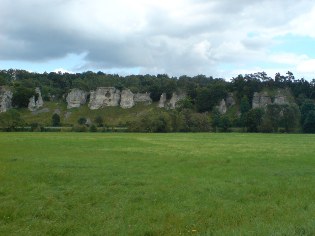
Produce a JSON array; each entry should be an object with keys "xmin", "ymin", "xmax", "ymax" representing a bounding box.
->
[
  {"xmin": 52, "ymin": 113, "xmax": 61, "ymax": 127},
  {"xmin": 72, "ymin": 125, "xmax": 87, "ymax": 132},
  {"xmin": 89, "ymin": 124, "xmax": 97, "ymax": 132},
  {"xmin": 78, "ymin": 117, "xmax": 87, "ymax": 125},
  {"xmin": 94, "ymin": 116, "xmax": 104, "ymax": 127}
]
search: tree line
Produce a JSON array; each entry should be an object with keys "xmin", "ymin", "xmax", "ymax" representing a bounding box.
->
[{"xmin": 0, "ymin": 69, "xmax": 315, "ymax": 133}]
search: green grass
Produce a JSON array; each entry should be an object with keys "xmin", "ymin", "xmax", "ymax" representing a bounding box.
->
[
  {"xmin": 0, "ymin": 133, "xmax": 315, "ymax": 235},
  {"xmin": 19, "ymin": 101, "xmax": 160, "ymax": 127}
]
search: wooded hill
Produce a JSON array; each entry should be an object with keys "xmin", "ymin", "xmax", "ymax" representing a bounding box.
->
[{"xmin": 0, "ymin": 69, "xmax": 315, "ymax": 133}]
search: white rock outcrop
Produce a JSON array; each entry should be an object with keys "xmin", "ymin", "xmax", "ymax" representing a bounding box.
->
[
  {"xmin": 226, "ymin": 93, "xmax": 236, "ymax": 108},
  {"xmin": 252, "ymin": 92, "xmax": 272, "ymax": 109},
  {"xmin": 216, "ymin": 99, "xmax": 227, "ymax": 114},
  {"xmin": 134, "ymin": 93, "xmax": 152, "ymax": 105},
  {"xmin": 28, "ymin": 87, "xmax": 44, "ymax": 111},
  {"xmin": 274, "ymin": 90, "xmax": 290, "ymax": 105},
  {"xmin": 168, "ymin": 92, "xmax": 186, "ymax": 109},
  {"xmin": 66, "ymin": 88, "xmax": 88, "ymax": 109},
  {"xmin": 158, "ymin": 93, "xmax": 167, "ymax": 108},
  {"xmin": 88, "ymin": 87, "xmax": 121, "ymax": 110},
  {"xmin": 0, "ymin": 87, "xmax": 13, "ymax": 113},
  {"xmin": 120, "ymin": 89, "xmax": 135, "ymax": 109}
]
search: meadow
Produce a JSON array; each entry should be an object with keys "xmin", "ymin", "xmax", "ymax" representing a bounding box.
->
[{"xmin": 0, "ymin": 133, "xmax": 314, "ymax": 235}]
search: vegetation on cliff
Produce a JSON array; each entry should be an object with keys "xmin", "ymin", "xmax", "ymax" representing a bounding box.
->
[{"xmin": 0, "ymin": 69, "xmax": 314, "ymax": 132}]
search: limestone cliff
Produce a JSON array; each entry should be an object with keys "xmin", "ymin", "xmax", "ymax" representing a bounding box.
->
[
  {"xmin": 216, "ymin": 99, "xmax": 227, "ymax": 114},
  {"xmin": 0, "ymin": 87, "xmax": 13, "ymax": 113},
  {"xmin": 168, "ymin": 92, "xmax": 186, "ymax": 109},
  {"xmin": 88, "ymin": 87, "xmax": 121, "ymax": 110},
  {"xmin": 120, "ymin": 89, "xmax": 135, "ymax": 109},
  {"xmin": 158, "ymin": 93, "xmax": 167, "ymax": 108},
  {"xmin": 252, "ymin": 89, "xmax": 293, "ymax": 109},
  {"xmin": 252, "ymin": 92, "xmax": 272, "ymax": 109},
  {"xmin": 66, "ymin": 88, "xmax": 88, "ymax": 109},
  {"xmin": 134, "ymin": 93, "xmax": 152, "ymax": 105},
  {"xmin": 28, "ymin": 87, "xmax": 44, "ymax": 111},
  {"xmin": 226, "ymin": 93, "xmax": 236, "ymax": 108}
]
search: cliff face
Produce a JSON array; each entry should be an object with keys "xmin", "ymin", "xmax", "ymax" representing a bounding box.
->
[
  {"xmin": 252, "ymin": 89, "xmax": 292, "ymax": 109},
  {"xmin": 88, "ymin": 87, "xmax": 121, "ymax": 110},
  {"xmin": 158, "ymin": 93, "xmax": 167, "ymax": 108},
  {"xmin": 66, "ymin": 88, "xmax": 88, "ymax": 109},
  {"xmin": 158, "ymin": 92, "xmax": 186, "ymax": 109},
  {"xmin": 28, "ymin": 87, "xmax": 44, "ymax": 111},
  {"xmin": 134, "ymin": 93, "xmax": 152, "ymax": 105},
  {"xmin": 120, "ymin": 89, "xmax": 135, "ymax": 109},
  {"xmin": 168, "ymin": 92, "xmax": 186, "ymax": 109},
  {"xmin": 252, "ymin": 92, "xmax": 272, "ymax": 109},
  {"xmin": 216, "ymin": 99, "xmax": 227, "ymax": 114},
  {"xmin": 0, "ymin": 87, "xmax": 13, "ymax": 113}
]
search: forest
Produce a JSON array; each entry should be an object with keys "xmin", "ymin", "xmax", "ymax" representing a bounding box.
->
[{"xmin": 0, "ymin": 69, "xmax": 315, "ymax": 133}]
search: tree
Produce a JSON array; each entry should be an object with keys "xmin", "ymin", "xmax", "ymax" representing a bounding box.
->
[
  {"xmin": 264, "ymin": 104, "xmax": 281, "ymax": 132},
  {"xmin": 94, "ymin": 115, "xmax": 104, "ymax": 127},
  {"xmin": 219, "ymin": 114, "xmax": 231, "ymax": 132},
  {"xmin": 78, "ymin": 117, "xmax": 87, "ymax": 125},
  {"xmin": 196, "ymin": 83, "xmax": 227, "ymax": 112},
  {"xmin": 12, "ymin": 87, "xmax": 35, "ymax": 108},
  {"xmin": 245, "ymin": 108, "xmax": 264, "ymax": 132},
  {"xmin": 239, "ymin": 96, "xmax": 251, "ymax": 129},
  {"xmin": 300, "ymin": 100, "xmax": 315, "ymax": 125},
  {"xmin": 240, "ymin": 96, "xmax": 251, "ymax": 114},
  {"xmin": 176, "ymin": 97, "xmax": 194, "ymax": 111},
  {"xmin": 303, "ymin": 111, "xmax": 315, "ymax": 133},
  {"xmin": 89, "ymin": 124, "xmax": 98, "ymax": 132},
  {"xmin": 52, "ymin": 113, "xmax": 61, "ymax": 127},
  {"xmin": 211, "ymin": 108, "xmax": 221, "ymax": 132},
  {"xmin": 0, "ymin": 109, "xmax": 24, "ymax": 131},
  {"xmin": 280, "ymin": 105, "xmax": 300, "ymax": 132}
]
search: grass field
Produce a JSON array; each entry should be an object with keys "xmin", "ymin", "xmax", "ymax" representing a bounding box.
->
[{"xmin": 0, "ymin": 133, "xmax": 315, "ymax": 235}]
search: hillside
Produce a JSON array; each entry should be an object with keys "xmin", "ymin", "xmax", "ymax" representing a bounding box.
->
[{"xmin": 0, "ymin": 70, "xmax": 315, "ymax": 133}]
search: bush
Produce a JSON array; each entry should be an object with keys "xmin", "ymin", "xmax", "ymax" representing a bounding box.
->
[
  {"xmin": 30, "ymin": 122, "xmax": 43, "ymax": 132},
  {"xmin": 72, "ymin": 125, "xmax": 87, "ymax": 132},
  {"xmin": 78, "ymin": 117, "xmax": 87, "ymax": 125},
  {"xmin": 303, "ymin": 111, "xmax": 315, "ymax": 133},
  {"xmin": 94, "ymin": 116, "xmax": 104, "ymax": 127},
  {"xmin": 0, "ymin": 109, "xmax": 25, "ymax": 131},
  {"xmin": 52, "ymin": 113, "xmax": 61, "ymax": 127},
  {"xmin": 12, "ymin": 87, "xmax": 35, "ymax": 108},
  {"xmin": 89, "ymin": 124, "xmax": 97, "ymax": 132}
]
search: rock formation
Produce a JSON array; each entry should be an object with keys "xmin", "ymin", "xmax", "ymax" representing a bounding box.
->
[
  {"xmin": 252, "ymin": 92, "xmax": 272, "ymax": 109},
  {"xmin": 226, "ymin": 93, "xmax": 236, "ymax": 108},
  {"xmin": 274, "ymin": 90, "xmax": 290, "ymax": 105},
  {"xmin": 216, "ymin": 99, "xmax": 227, "ymax": 114},
  {"xmin": 66, "ymin": 88, "xmax": 88, "ymax": 109},
  {"xmin": 120, "ymin": 89, "xmax": 135, "ymax": 109},
  {"xmin": 134, "ymin": 93, "xmax": 152, "ymax": 105},
  {"xmin": 88, "ymin": 87, "xmax": 121, "ymax": 110},
  {"xmin": 158, "ymin": 93, "xmax": 167, "ymax": 108},
  {"xmin": 168, "ymin": 92, "xmax": 186, "ymax": 109},
  {"xmin": 28, "ymin": 87, "xmax": 44, "ymax": 111},
  {"xmin": 0, "ymin": 87, "xmax": 13, "ymax": 113},
  {"xmin": 252, "ymin": 89, "xmax": 293, "ymax": 109}
]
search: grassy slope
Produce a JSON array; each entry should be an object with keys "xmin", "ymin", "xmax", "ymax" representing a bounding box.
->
[
  {"xmin": 0, "ymin": 133, "xmax": 315, "ymax": 235},
  {"xmin": 19, "ymin": 101, "xmax": 160, "ymax": 127}
]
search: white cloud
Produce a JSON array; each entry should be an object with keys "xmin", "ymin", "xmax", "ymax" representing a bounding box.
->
[
  {"xmin": 297, "ymin": 59, "xmax": 315, "ymax": 74},
  {"xmin": 1, "ymin": 0, "xmax": 315, "ymax": 78}
]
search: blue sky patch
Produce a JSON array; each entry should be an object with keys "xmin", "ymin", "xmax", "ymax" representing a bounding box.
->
[{"xmin": 271, "ymin": 34, "xmax": 315, "ymax": 57}]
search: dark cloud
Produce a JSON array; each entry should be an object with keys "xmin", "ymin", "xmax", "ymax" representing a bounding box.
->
[{"xmin": 0, "ymin": 0, "xmax": 314, "ymax": 76}]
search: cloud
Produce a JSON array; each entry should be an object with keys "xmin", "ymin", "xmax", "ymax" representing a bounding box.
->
[
  {"xmin": 1, "ymin": 0, "xmax": 315, "ymax": 77},
  {"xmin": 297, "ymin": 59, "xmax": 315, "ymax": 74}
]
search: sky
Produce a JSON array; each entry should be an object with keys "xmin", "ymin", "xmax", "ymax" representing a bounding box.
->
[{"xmin": 1, "ymin": 0, "xmax": 315, "ymax": 80}]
